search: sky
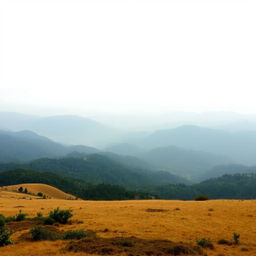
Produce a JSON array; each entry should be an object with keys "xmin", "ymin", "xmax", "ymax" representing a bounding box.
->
[{"xmin": 1, "ymin": 0, "xmax": 256, "ymax": 116}]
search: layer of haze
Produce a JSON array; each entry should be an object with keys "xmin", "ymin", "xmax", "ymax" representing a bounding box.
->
[{"xmin": 1, "ymin": 0, "xmax": 256, "ymax": 116}]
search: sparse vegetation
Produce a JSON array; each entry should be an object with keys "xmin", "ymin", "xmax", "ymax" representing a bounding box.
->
[
  {"xmin": 30, "ymin": 226, "xmax": 60, "ymax": 241},
  {"xmin": 63, "ymin": 230, "xmax": 92, "ymax": 240},
  {"xmin": 196, "ymin": 238, "xmax": 214, "ymax": 249}
]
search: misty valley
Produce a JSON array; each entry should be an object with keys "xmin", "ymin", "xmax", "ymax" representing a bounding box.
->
[{"xmin": 1, "ymin": 112, "xmax": 256, "ymax": 200}]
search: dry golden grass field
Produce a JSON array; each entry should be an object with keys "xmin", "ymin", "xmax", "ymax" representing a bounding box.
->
[
  {"xmin": 1, "ymin": 190, "xmax": 256, "ymax": 256},
  {"xmin": 0, "ymin": 183, "xmax": 75, "ymax": 200}
]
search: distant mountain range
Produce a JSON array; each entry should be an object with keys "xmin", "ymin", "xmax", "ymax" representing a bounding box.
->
[
  {"xmin": 0, "ymin": 112, "xmax": 121, "ymax": 146},
  {"xmin": 131, "ymin": 125, "xmax": 256, "ymax": 165},
  {"xmin": 0, "ymin": 129, "xmax": 98, "ymax": 162}
]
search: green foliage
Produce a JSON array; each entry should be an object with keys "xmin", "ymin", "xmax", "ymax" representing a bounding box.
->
[
  {"xmin": 18, "ymin": 186, "xmax": 23, "ymax": 193},
  {"xmin": 0, "ymin": 169, "xmax": 153, "ymax": 200},
  {"xmin": 43, "ymin": 217, "xmax": 55, "ymax": 225},
  {"xmin": 0, "ymin": 228, "xmax": 12, "ymax": 246},
  {"xmin": 196, "ymin": 238, "xmax": 214, "ymax": 249},
  {"xmin": 49, "ymin": 208, "xmax": 72, "ymax": 224},
  {"xmin": 195, "ymin": 195, "xmax": 209, "ymax": 201},
  {"xmin": 63, "ymin": 230, "xmax": 91, "ymax": 240},
  {"xmin": 30, "ymin": 226, "xmax": 59, "ymax": 241},
  {"xmin": 0, "ymin": 215, "xmax": 5, "ymax": 229},
  {"xmin": 0, "ymin": 215, "xmax": 12, "ymax": 247},
  {"xmin": 15, "ymin": 210, "xmax": 27, "ymax": 221},
  {"xmin": 233, "ymin": 233, "xmax": 240, "ymax": 245},
  {"xmin": 37, "ymin": 192, "xmax": 43, "ymax": 197},
  {"xmin": 37, "ymin": 212, "xmax": 43, "ymax": 218}
]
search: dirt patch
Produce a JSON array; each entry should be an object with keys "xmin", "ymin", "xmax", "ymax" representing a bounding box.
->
[
  {"xmin": 146, "ymin": 208, "xmax": 169, "ymax": 213},
  {"xmin": 65, "ymin": 236, "xmax": 205, "ymax": 255},
  {"xmin": 6, "ymin": 220, "xmax": 42, "ymax": 232}
]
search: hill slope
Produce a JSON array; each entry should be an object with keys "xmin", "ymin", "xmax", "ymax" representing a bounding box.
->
[
  {"xmin": 0, "ymin": 155, "xmax": 187, "ymax": 188},
  {"xmin": 2, "ymin": 183, "xmax": 75, "ymax": 199}
]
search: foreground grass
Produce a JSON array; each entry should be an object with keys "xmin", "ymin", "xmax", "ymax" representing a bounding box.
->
[{"xmin": 0, "ymin": 198, "xmax": 256, "ymax": 255}]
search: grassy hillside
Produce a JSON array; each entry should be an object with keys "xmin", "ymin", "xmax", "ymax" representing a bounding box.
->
[{"xmin": 2, "ymin": 183, "xmax": 75, "ymax": 199}]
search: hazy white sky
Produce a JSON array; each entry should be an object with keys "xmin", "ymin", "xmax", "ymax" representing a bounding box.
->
[{"xmin": 1, "ymin": 0, "xmax": 256, "ymax": 115}]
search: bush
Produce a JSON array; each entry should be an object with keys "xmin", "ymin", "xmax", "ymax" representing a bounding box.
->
[
  {"xmin": 30, "ymin": 226, "xmax": 59, "ymax": 241},
  {"xmin": 0, "ymin": 228, "xmax": 12, "ymax": 246},
  {"xmin": 0, "ymin": 215, "xmax": 12, "ymax": 247},
  {"xmin": 37, "ymin": 212, "xmax": 43, "ymax": 218},
  {"xmin": 5, "ymin": 216, "xmax": 15, "ymax": 223},
  {"xmin": 37, "ymin": 192, "xmax": 43, "ymax": 197},
  {"xmin": 18, "ymin": 187, "xmax": 23, "ymax": 193},
  {"xmin": 63, "ymin": 230, "xmax": 89, "ymax": 240},
  {"xmin": 0, "ymin": 215, "xmax": 5, "ymax": 229},
  {"xmin": 233, "ymin": 233, "xmax": 240, "ymax": 245},
  {"xmin": 49, "ymin": 208, "xmax": 73, "ymax": 224},
  {"xmin": 43, "ymin": 217, "xmax": 55, "ymax": 225},
  {"xmin": 195, "ymin": 195, "xmax": 209, "ymax": 201},
  {"xmin": 15, "ymin": 210, "xmax": 27, "ymax": 221},
  {"xmin": 196, "ymin": 238, "xmax": 214, "ymax": 249}
]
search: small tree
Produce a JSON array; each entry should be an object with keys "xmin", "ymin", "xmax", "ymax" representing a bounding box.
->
[
  {"xmin": 18, "ymin": 187, "xmax": 23, "ymax": 193},
  {"xmin": 24, "ymin": 188, "xmax": 28, "ymax": 194},
  {"xmin": 233, "ymin": 233, "xmax": 240, "ymax": 245},
  {"xmin": 49, "ymin": 208, "xmax": 73, "ymax": 224}
]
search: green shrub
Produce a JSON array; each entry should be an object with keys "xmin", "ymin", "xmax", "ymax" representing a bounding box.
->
[
  {"xmin": 0, "ymin": 228, "xmax": 12, "ymax": 246},
  {"xmin": 15, "ymin": 210, "xmax": 27, "ymax": 221},
  {"xmin": 63, "ymin": 230, "xmax": 89, "ymax": 240},
  {"xmin": 43, "ymin": 217, "xmax": 55, "ymax": 225},
  {"xmin": 233, "ymin": 233, "xmax": 240, "ymax": 245},
  {"xmin": 49, "ymin": 208, "xmax": 73, "ymax": 224},
  {"xmin": 37, "ymin": 192, "xmax": 43, "ymax": 197},
  {"xmin": 37, "ymin": 212, "xmax": 43, "ymax": 218},
  {"xmin": 0, "ymin": 215, "xmax": 12, "ymax": 247},
  {"xmin": 18, "ymin": 187, "xmax": 23, "ymax": 193},
  {"xmin": 195, "ymin": 195, "xmax": 209, "ymax": 201},
  {"xmin": 0, "ymin": 215, "xmax": 5, "ymax": 229},
  {"xmin": 196, "ymin": 238, "xmax": 214, "ymax": 249},
  {"xmin": 30, "ymin": 226, "xmax": 59, "ymax": 241},
  {"xmin": 5, "ymin": 216, "xmax": 15, "ymax": 223}
]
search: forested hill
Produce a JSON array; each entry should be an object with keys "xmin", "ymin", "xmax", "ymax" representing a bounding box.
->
[
  {"xmin": 0, "ymin": 154, "xmax": 187, "ymax": 188},
  {"xmin": 150, "ymin": 173, "xmax": 256, "ymax": 200},
  {"xmin": 0, "ymin": 169, "xmax": 153, "ymax": 200}
]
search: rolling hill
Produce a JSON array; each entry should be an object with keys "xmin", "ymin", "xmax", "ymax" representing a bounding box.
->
[{"xmin": 2, "ymin": 183, "xmax": 75, "ymax": 199}]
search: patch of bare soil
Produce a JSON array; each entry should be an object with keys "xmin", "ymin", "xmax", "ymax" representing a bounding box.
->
[
  {"xmin": 7, "ymin": 220, "xmax": 42, "ymax": 232},
  {"xmin": 65, "ymin": 236, "xmax": 205, "ymax": 255},
  {"xmin": 145, "ymin": 208, "xmax": 169, "ymax": 213}
]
